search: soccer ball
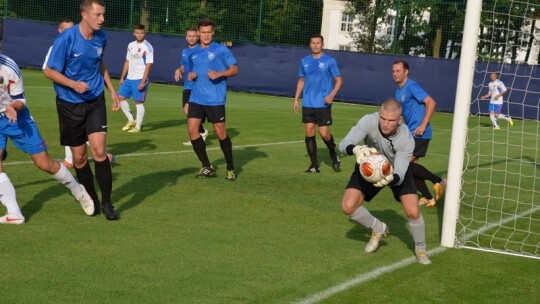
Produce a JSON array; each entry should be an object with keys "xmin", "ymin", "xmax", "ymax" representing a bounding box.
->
[{"xmin": 359, "ymin": 154, "xmax": 393, "ymax": 183}]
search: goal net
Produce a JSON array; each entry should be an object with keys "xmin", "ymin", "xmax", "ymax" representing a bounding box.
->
[{"xmin": 442, "ymin": 0, "xmax": 540, "ymax": 259}]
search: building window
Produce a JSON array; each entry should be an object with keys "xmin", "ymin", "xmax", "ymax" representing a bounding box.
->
[
  {"xmin": 341, "ymin": 13, "xmax": 354, "ymax": 32},
  {"xmin": 339, "ymin": 45, "xmax": 351, "ymax": 51},
  {"xmin": 386, "ymin": 15, "xmax": 395, "ymax": 36}
]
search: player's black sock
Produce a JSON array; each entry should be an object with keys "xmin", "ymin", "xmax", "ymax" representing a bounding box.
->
[
  {"xmin": 191, "ymin": 136, "xmax": 211, "ymax": 167},
  {"xmin": 323, "ymin": 135, "xmax": 337, "ymax": 158},
  {"xmin": 94, "ymin": 157, "xmax": 113, "ymax": 204},
  {"xmin": 74, "ymin": 161, "xmax": 99, "ymax": 203},
  {"xmin": 219, "ymin": 135, "xmax": 234, "ymax": 171},
  {"xmin": 414, "ymin": 176, "xmax": 433, "ymax": 199},
  {"xmin": 411, "ymin": 162, "xmax": 441, "ymax": 184},
  {"xmin": 198, "ymin": 124, "xmax": 206, "ymax": 134},
  {"xmin": 305, "ymin": 136, "xmax": 318, "ymax": 168}
]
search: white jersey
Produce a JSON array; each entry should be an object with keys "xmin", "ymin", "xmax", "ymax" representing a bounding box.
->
[
  {"xmin": 0, "ymin": 54, "xmax": 25, "ymax": 112},
  {"xmin": 125, "ymin": 40, "xmax": 154, "ymax": 80},
  {"xmin": 488, "ymin": 79, "xmax": 506, "ymax": 105}
]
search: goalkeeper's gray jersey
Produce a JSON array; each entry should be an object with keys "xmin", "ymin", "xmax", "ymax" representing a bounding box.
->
[{"xmin": 339, "ymin": 112, "xmax": 414, "ymax": 185}]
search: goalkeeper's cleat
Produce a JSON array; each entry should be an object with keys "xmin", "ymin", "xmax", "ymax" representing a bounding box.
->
[
  {"xmin": 0, "ymin": 213, "xmax": 25, "ymax": 225},
  {"xmin": 304, "ymin": 166, "xmax": 320, "ymax": 173},
  {"xmin": 122, "ymin": 121, "xmax": 136, "ymax": 131},
  {"xmin": 196, "ymin": 166, "xmax": 216, "ymax": 179},
  {"xmin": 365, "ymin": 222, "xmax": 389, "ymax": 253},
  {"xmin": 225, "ymin": 170, "xmax": 236, "ymax": 181},
  {"xmin": 493, "ymin": 125, "xmax": 501, "ymax": 130},
  {"xmin": 128, "ymin": 127, "xmax": 141, "ymax": 133},
  {"xmin": 433, "ymin": 178, "xmax": 447, "ymax": 201},
  {"xmin": 419, "ymin": 197, "xmax": 436, "ymax": 207},
  {"xmin": 415, "ymin": 250, "xmax": 432, "ymax": 265},
  {"xmin": 76, "ymin": 185, "xmax": 95, "ymax": 216},
  {"xmin": 508, "ymin": 117, "xmax": 514, "ymax": 127},
  {"xmin": 331, "ymin": 154, "xmax": 341, "ymax": 172}
]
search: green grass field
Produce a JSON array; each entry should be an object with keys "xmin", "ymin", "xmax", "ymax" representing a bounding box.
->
[{"xmin": 2, "ymin": 69, "xmax": 538, "ymax": 303}]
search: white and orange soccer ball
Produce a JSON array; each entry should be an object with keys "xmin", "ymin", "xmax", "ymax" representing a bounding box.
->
[{"xmin": 359, "ymin": 154, "xmax": 393, "ymax": 183}]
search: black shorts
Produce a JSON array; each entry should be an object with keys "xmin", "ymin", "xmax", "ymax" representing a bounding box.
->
[
  {"xmin": 187, "ymin": 102, "xmax": 225, "ymax": 123},
  {"xmin": 56, "ymin": 92, "xmax": 107, "ymax": 147},
  {"xmin": 182, "ymin": 89, "xmax": 191, "ymax": 107},
  {"xmin": 346, "ymin": 165, "xmax": 417, "ymax": 202},
  {"xmin": 302, "ymin": 107, "xmax": 332, "ymax": 126},
  {"xmin": 413, "ymin": 138, "xmax": 430, "ymax": 158}
]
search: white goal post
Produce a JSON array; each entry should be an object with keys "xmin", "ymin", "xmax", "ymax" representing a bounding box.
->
[{"xmin": 441, "ymin": 0, "xmax": 540, "ymax": 259}]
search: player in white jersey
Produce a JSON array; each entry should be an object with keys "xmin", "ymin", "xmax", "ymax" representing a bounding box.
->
[
  {"xmin": 118, "ymin": 24, "xmax": 154, "ymax": 133},
  {"xmin": 0, "ymin": 54, "xmax": 95, "ymax": 224},
  {"xmin": 338, "ymin": 98, "xmax": 431, "ymax": 265},
  {"xmin": 481, "ymin": 72, "xmax": 513, "ymax": 130}
]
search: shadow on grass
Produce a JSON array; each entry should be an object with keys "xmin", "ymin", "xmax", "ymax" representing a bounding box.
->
[
  {"xmin": 107, "ymin": 139, "xmax": 157, "ymax": 155},
  {"xmin": 211, "ymin": 145, "xmax": 268, "ymax": 177}
]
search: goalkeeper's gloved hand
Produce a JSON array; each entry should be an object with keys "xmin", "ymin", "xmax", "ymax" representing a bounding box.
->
[
  {"xmin": 352, "ymin": 145, "xmax": 378, "ymax": 164},
  {"xmin": 374, "ymin": 174, "xmax": 394, "ymax": 187}
]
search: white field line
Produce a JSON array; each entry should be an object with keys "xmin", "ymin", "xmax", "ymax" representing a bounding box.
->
[{"xmin": 295, "ymin": 205, "xmax": 540, "ymax": 304}]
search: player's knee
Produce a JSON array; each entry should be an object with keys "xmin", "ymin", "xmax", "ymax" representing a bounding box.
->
[{"xmin": 341, "ymin": 201, "xmax": 357, "ymax": 215}]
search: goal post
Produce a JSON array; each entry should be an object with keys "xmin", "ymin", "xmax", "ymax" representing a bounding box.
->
[{"xmin": 441, "ymin": 0, "xmax": 483, "ymax": 248}]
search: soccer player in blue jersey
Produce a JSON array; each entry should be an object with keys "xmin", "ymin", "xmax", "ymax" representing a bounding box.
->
[
  {"xmin": 339, "ymin": 99, "xmax": 431, "ymax": 264},
  {"xmin": 0, "ymin": 54, "xmax": 95, "ymax": 224},
  {"xmin": 186, "ymin": 19, "xmax": 239, "ymax": 181},
  {"xmin": 43, "ymin": 0, "xmax": 119, "ymax": 220},
  {"xmin": 118, "ymin": 24, "xmax": 154, "ymax": 133},
  {"xmin": 392, "ymin": 60, "xmax": 446, "ymax": 207},
  {"xmin": 175, "ymin": 28, "xmax": 208, "ymax": 146},
  {"xmin": 480, "ymin": 72, "xmax": 513, "ymax": 130},
  {"xmin": 293, "ymin": 34, "xmax": 343, "ymax": 173}
]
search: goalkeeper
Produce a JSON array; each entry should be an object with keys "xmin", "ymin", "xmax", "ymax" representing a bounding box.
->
[{"xmin": 338, "ymin": 98, "xmax": 431, "ymax": 265}]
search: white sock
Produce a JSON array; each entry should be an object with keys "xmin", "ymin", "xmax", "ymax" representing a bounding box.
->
[
  {"xmin": 135, "ymin": 103, "xmax": 145, "ymax": 129},
  {"xmin": 64, "ymin": 146, "xmax": 73, "ymax": 163},
  {"xmin": 52, "ymin": 163, "xmax": 83, "ymax": 198},
  {"xmin": 498, "ymin": 114, "xmax": 510, "ymax": 121},
  {"xmin": 408, "ymin": 213, "xmax": 427, "ymax": 252},
  {"xmin": 489, "ymin": 114, "xmax": 498, "ymax": 126},
  {"xmin": 120, "ymin": 100, "xmax": 134, "ymax": 122},
  {"xmin": 350, "ymin": 206, "xmax": 383, "ymax": 231},
  {"xmin": 0, "ymin": 173, "xmax": 23, "ymax": 217}
]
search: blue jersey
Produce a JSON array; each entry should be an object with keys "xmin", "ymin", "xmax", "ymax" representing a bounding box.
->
[
  {"xmin": 45, "ymin": 24, "xmax": 107, "ymax": 103},
  {"xmin": 394, "ymin": 79, "xmax": 432, "ymax": 140},
  {"xmin": 181, "ymin": 47, "xmax": 196, "ymax": 91},
  {"xmin": 298, "ymin": 53, "xmax": 341, "ymax": 108},
  {"xmin": 188, "ymin": 42, "xmax": 237, "ymax": 106}
]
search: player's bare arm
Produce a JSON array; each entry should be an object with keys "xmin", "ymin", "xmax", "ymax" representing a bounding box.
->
[
  {"xmin": 43, "ymin": 67, "xmax": 89, "ymax": 94},
  {"xmin": 207, "ymin": 64, "xmax": 238, "ymax": 80},
  {"xmin": 293, "ymin": 77, "xmax": 305, "ymax": 112},
  {"xmin": 138, "ymin": 63, "xmax": 153, "ymax": 91},
  {"xmin": 100, "ymin": 62, "xmax": 119, "ymax": 111},
  {"xmin": 119, "ymin": 60, "xmax": 129, "ymax": 85},
  {"xmin": 5, "ymin": 100, "xmax": 24, "ymax": 122},
  {"xmin": 416, "ymin": 96, "xmax": 436, "ymax": 136},
  {"xmin": 324, "ymin": 76, "xmax": 343, "ymax": 104}
]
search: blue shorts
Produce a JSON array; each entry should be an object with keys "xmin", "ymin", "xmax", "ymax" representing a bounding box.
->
[
  {"xmin": 0, "ymin": 108, "xmax": 48, "ymax": 156},
  {"xmin": 488, "ymin": 103, "xmax": 502, "ymax": 114},
  {"xmin": 118, "ymin": 79, "xmax": 149, "ymax": 103}
]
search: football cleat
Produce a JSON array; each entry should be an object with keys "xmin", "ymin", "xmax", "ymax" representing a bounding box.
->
[
  {"xmin": 365, "ymin": 222, "xmax": 389, "ymax": 253},
  {"xmin": 493, "ymin": 125, "xmax": 501, "ymax": 130},
  {"xmin": 0, "ymin": 213, "xmax": 25, "ymax": 225},
  {"xmin": 415, "ymin": 250, "xmax": 432, "ymax": 265},
  {"xmin": 182, "ymin": 140, "xmax": 193, "ymax": 146},
  {"xmin": 433, "ymin": 178, "xmax": 447, "ymax": 201},
  {"xmin": 62, "ymin": 160, "xmax": 73, "ymax": 169},
  {"xmin": 305, "ymin": 166, "xmax": 320, "ymax": 173},
  {"xmin": 76, "ymin": 185, "xmax": 95, "ymax": 216},
  {"xmin": 122, "ymin": 121, "xmax": 136, "ymax": 131},
  {"xmin": 331, "ymin": 154, "xmax": 341, "ymax": 172},
  {"xmin": 201, "ymin": 129, "xmax": 209, "ymax": 141},
  {"xmin": 128, "ymin": 127, "xmax": 141, "ymax": 133},
  {"xmin": 419, "ymin": 197, "xmax": 436, "ymax": 207},
  {"xmin": 225, "ymin": 170, "xmax": 237, "ymax": 181},
  {"xmin": 196, "ymin": 166, "xmax": 216, "ymax": 179},
  {"xmin": 107, "ymin": 153, "xmax": 116, "ymax": 167},
  {"xmin": 508, "ymin": 117, "xmax": 514, "ymax": 127},
  {"xmin": 101, "ymin": 202, "xmax": 118, "ymax": 220}
]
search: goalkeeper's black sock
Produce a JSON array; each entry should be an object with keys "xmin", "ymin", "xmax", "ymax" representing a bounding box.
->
[
  {"xmin": 219, "ymin": 135, "xmax": 234, "ymax": 171},
  {"xmin": 94, "ymin": 157, "xmax": 113, "ymax": 204},
  {"xmin": 74, "ymin": 161, "xmax": 99, "ymax": 203},
  {"xmin": 411, "ymin": 162, "xmax": 441, "ymax": 184},
  {"xmin": 191, "ymin": 136, "xmax": 211, "ymax": 167},
  {"xmin": 305, "ymin": 136, "xmax": 318, "ymax": 168}
]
